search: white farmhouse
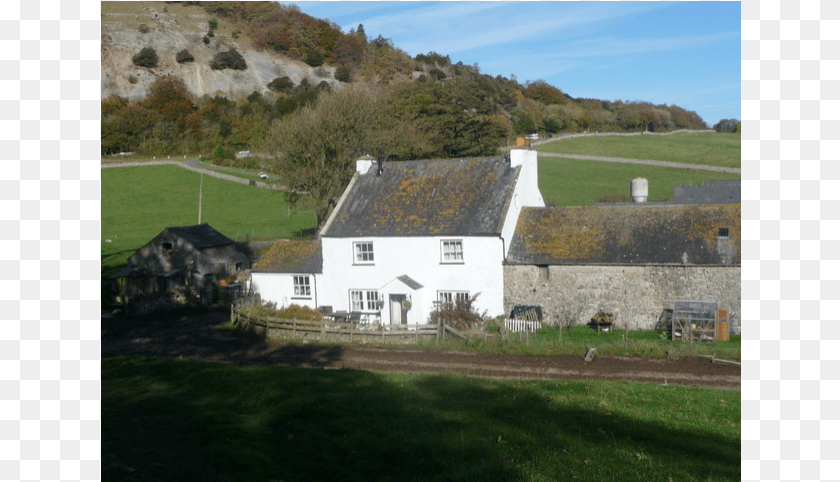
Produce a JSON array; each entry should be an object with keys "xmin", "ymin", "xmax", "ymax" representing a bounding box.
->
[{"xmin": 249, "ymin": 148, "xmax": 544, "ymax": 325}]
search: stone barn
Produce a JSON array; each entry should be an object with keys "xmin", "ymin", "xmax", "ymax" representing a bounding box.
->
[
  {"xmin": 110, "ymin": 224, "xmax": 250, "ymax": 312},
  {"xmin": 503, "ymin": 203, "xmax": 740, "ymax": 330}
]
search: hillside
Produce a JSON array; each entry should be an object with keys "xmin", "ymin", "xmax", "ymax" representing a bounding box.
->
[{"xmin": 101, "ymin": 1, "xmax": 339, "ymax": 101}]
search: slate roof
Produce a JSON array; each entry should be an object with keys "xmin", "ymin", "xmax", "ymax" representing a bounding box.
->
[
  {"xmin": 321, "ymin": 157, "xmax": 519, "ymax": 237},
  {"xmin": 507, "ymin": 204, "xmax": 740, "ymax": 266},
  {"xmin": 397, "ymin": 275, "xmax": 424, "ymax": 290},
  {"xmin": 672, "ymin": 180, "xmax": 740, "ymax": 204},
  {"xmin": 252, "ymin": 239, "xmax": 323, "ymax": 273},
  {"xmin": 166, "ymin": 224, "xmax": 236, "ymax": 249}
]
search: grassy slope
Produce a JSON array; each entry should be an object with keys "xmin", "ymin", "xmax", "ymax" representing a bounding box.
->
[
  {"xmin": 103, "ymin": 357, "xmax": 741, "ymax": 482},
  {"xmin": 538, "ymin": 158, "xmax": 741, "ymax": 206},
  {"xmin": 537, "ymin": 132, "xmax": 741, "ymax": 169},
  {"xmin": 101, "ymin": 165, "xmax": 316, "ymax": 277}
]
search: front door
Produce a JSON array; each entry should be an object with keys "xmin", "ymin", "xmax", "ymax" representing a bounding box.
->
[{"xmin": 389, "ymin": 294, "xmax": 407, "ymax": 325}]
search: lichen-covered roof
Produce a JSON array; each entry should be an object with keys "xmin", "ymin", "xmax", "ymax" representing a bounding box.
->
[
  {"xmin": 252, "ymin": 239, "xmax": 323, "ymax": 273},
  {"xmin": 507, "ymin": 204, "xmax": 741, "ymax": 266},
  {"xmin": 321, "ymin": 157, "xmax": 519, "ymax": 237},
  {"xmin": 165, "ymin": 224, "xmax": 236, "ymax": 249}
]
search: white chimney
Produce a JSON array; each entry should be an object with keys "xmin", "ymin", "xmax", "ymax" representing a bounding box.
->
[
  {"xmin": 631, "ymin": 177, "xmax": 649, "ymax": 203},
  {"xmin": 356, "ymin": 156, "xmax": 375, "ymax": 174},
  {"xmin": 509, "ymin": 149, "xmax": 544, "ymax": 207}
]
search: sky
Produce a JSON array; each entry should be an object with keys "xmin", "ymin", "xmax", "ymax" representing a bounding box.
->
[{"xmin": 290, "ymin": 1, "xmax": 741, "ymax": 128}]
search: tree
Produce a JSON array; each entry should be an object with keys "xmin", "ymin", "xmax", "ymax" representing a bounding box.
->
[
  {"xmin": 144, "ymin": 76, "xmax": 194, "ymax": 126},
  {"xmin": 132, "ymin": 47, "xmax": 158, "ymax": 68},
  {"xmin": 264, "ymin": 84, "xmax": 432, "ymax": 229},
  {"xmin": 176, "ymin": 49, "xmax": 194, "ymax": 63},
  {"xmin": 211, "ymin": 49, "xmax": 247, "ymax": 70},
  {"xmin": 713, "ymin": 118, "xmax": 741, "ymax": 133}
]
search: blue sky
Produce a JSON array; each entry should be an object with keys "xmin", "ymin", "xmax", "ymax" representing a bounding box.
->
[{"xmin": 289, "ymin": 1, "xmax": 740, "ymax": 127}]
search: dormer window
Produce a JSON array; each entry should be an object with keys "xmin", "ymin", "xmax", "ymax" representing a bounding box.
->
[
  {"xmin": 718, "ymin": 228, "xmax": 730, "ymax": 238},
  {"xmin": 162, "ymin": 242, "xmax": 173, "ymax": 257}
]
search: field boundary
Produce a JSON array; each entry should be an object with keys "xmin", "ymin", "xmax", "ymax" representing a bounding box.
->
[
  {"xmin": 536, "ymin": 152, "xmax": 740, "ymax": 174},
  {"xmin": 101, "ymin": 160, "xmax": 293, "ymax": 191},
  {"xmin": 231, "ymin": 303, "xmax": 442, "ymax": 345}
]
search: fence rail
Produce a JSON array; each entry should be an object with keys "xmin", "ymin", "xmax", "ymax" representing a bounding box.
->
[{"xmin": 231, "ymin": 303, "xmax": 441, "ymax": 344}]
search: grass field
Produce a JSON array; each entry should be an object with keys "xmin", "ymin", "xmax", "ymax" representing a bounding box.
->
[
  {"xmin": 537, "ymin": 132, "xmax": 741, "ymax": 169},
  {"xmin": 101, "ymin": 165, "xmax": 316, "ymax": 277},
  {"xmin": 103, "ymin": 356, "xmax": 741, "ymax": 482},
  {"xmin": 538, "ymin": 157, "xmax": 741, "ymax": 206}
]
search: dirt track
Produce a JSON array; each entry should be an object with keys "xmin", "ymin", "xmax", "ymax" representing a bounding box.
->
[{"xmin": 102, "ymin": 307, "xmax": 741, "ymax": 391}]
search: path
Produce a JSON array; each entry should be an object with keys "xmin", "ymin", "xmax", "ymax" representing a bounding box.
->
[{"xmin": 102, "ymin": 307, "xmax": 741, "ymax": 391}]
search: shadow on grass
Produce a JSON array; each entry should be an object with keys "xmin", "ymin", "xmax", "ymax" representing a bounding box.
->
[
  {"xmin": 102, "ymin": 307, "xmax": 346, "ymax": 369},
  {"xmin": 103, "ymin": 357, "xmax": 740, "ymax": 482}
]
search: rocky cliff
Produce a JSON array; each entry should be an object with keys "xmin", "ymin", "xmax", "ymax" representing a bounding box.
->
[{"xmin": 101, "ymin": 1, "xmax": 339, "ymax": 102}]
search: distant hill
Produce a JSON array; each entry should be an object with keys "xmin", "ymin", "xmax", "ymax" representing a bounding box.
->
[
  {"xmin": 101, "ymin": 1, "xmax": 340, "ymax": 101},
  {"xmin": 101, "ymin": 1, "xmax": 710, "ymax": 158}
]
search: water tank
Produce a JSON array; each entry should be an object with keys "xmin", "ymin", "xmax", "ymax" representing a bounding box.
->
[{"xmin": 631, "ymin": 177, "xmax": 648, "ymax": 203}]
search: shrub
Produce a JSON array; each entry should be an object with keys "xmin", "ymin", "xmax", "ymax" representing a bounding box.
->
[
  {"xmin": 211, "ymin": 49, "xmax": 247, "ymax": 70},
  {"xmin": 334, "ymin": 65, "xmax": 351, "ymax": 83},
  {"xmin": 431, "ymin": 294, "xmax": 482, "ymax": 330},
  {"xmin": 138, "ymin": 23, "xmax": 150, "ymax": 34},
  {"xmin": 267, "ymin": 76, "xmax": 294, "ymax": 92},
  {"xmin": 132, "ymin": 47, "xmax": 158, "ymax": 68},
  {"xmin": 203, "ymin": 35, "xmax": 210, "ymax": 45},
  {"xmin": 302, "ymin": 47, "xmax": 324, "ymax": 67},
  {"xmin": 176, "ymin": 49, "xmax": 195, "ymax": 63},
  {"xmin": 429, "ymin": 68, "xmax": 446, "ymax": 81}
]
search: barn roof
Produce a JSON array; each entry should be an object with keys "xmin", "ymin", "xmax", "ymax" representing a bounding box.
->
[
  {"xmin": 672, "ymin": 180, "xmax": 741, "ymax": 204},
  {"xmin": 252, "ymin": 239, "xmax": 323, "ymax": 273},
  {"xmin": 321, "ymin": 157, "xmax": 519, "ymax": 237},
  {"xmin": 165, "ymin": 224, "xmax": 237, "ymax": 249},
  {"xmin": 507, "ymin": 204, "xmax": 740, "ymax": 266}
]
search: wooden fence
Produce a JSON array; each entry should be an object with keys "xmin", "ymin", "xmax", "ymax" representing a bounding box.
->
[
  {"xmin": 503, "ymin": 319, "xmax": 543, "ymax": 333},
  {"xmin": 231, "ymin": 303, "xmax": 443, "ymax": 345}
]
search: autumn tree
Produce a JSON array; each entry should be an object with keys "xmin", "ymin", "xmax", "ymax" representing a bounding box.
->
[{"xmin": 264, "ymin": 84, "xmax": 432, "ymax": 229}]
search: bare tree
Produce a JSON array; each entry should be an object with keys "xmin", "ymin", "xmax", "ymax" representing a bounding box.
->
[{"xmin": 264, "ymin": 84, "xmax": 431, "ymax": 230}]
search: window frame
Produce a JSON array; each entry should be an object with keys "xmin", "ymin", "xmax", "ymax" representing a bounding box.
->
[
  {"xmin": 293, "ymin": 275, "xmax": 311, "ymax": 298},
  {"xmin": 440, "ymin": 239, "xmax": 464, "ymax": 264},
  {"xmin": 349, "ymin": 289, "xmax": 380, "ymax": 312},
  {"xmin": 437, "ymin": 290, "xmax": 470, "ymax": 307},
  {"xmin": 353, "ymin": 241, "xmax": 375, "ymax": 265}
]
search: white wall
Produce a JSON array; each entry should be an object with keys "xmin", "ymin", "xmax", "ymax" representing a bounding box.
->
[
  {"xmin": 249, "ymin": 272, "xmax": 318, "ymax": 309},
  {"xmin": 501, "ymin": 148, "xmax": 545, "ymax": 258},
  {"xmin": 319, "ymin": 236, "xmax": 505, "ymax": 324}
]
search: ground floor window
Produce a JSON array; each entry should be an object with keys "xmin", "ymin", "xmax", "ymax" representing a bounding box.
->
[
  {"xmin": 437, "ymin": 290, "xmax": 470, "ymax": 307},
  {"xmin": 293, "ymin": 276, "xmax": 311, "ymax": 297},
  {"xmin": 350, "ymin": 289, "xmax": 380, "ymax": 311}
]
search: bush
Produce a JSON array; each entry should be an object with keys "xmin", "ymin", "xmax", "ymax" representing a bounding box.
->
[
  {"xmin": 132, "ymin": 47, "xmax": 158, "ymax": 68},
  {"xmin": 138, "ymin": 23, "xmax": 150, "ymax": 34},
  {"xmin": 267, "ymin": 76, "xmax": 294, "ymax": 92},
  {"xmin": 203, "ymin": 35, "xmax": 210, "ymax": 45},
  {"xmin": 302, "ymin": 47, "xmax": 324, "ymax": 67},
  {"xmin": 176, "ymin": 49, "xmax": 195, "ymax": 63},
  {"xmin": 211, "ymin": 49, "xmax": 247, "ymax": 70},
  {"xmin": 334, "ymin": 65, "xmax": 351, "ymax": 83},
  {"xmin": 429, "ymin": 68, "xmax": 446, "ymax": 81}
]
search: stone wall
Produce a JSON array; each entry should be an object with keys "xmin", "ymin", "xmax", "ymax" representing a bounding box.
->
[{"xmin": 503, "ymin": 264, "xmax": 740, "ymax": 330}]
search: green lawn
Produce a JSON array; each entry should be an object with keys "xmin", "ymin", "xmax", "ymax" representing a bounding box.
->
[
  {"xmin": 538, "ymin": 132, "xmax": 741, "ymax": 169},
  {"xmin": 101, "ymin": 165, "xmax": 317, "ymax": 278},
  {"xmin": 103, "ymin": 356, "xmax": 741, "ymax": 482},
  {"xmin": 538, "ymin": 157, "xmax": 741, "ymax": 206}
]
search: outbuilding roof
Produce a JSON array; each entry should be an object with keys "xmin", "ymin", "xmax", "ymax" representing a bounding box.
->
[
  {"xmin": 252, "ymin": 239, "xmax": 323, "ymax": 273},
  {"xmin": 165, "ymin": 224, "xmax": 237, "ymax": 249},
  {"xmin": 507, "ymin": 204, "xmax": 740, "ymax": 266},
  {"xmin": 321, "ymin": 157, "xmax": 519, "ymax": 237}
]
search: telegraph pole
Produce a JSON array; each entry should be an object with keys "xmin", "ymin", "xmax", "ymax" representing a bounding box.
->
[{"xmin": 198, "ymin": 172, "xmax": 203, "ymax": 224}]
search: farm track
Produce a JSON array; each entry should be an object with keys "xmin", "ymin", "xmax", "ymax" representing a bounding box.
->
[{"xmin": 102, "ymin": 307, "xmax": 741, "ymax": 391}]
